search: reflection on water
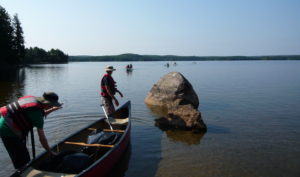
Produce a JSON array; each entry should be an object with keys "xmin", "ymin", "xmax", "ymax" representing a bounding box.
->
[
  {"xmin": 164, "ymin": 130, "xmax": 205, "ymax": 145},
  {"xmin": 108, "ymin": 144, "xmax": 131, "ymax": 177},
  {"xmin": 145, "ymin": 102, "xmax": 205, "ymax": 145},
  {"xmin": 0, "ymin": 68, "xmax": 25, "ymax": 104},
  {"xmin": 126, "ymin": 69, "xmax": 133, "ymax": 76},
  {"xmin": 1, "ymin": 61, "xmax": 300, "ymax": 177},
  {"xmin": 26, "ymin": 65, "xmax": 64, "ymax": 69}
]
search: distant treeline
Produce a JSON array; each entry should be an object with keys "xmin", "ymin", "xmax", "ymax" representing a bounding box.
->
[
  {"xmin": 24, "ymin": 47, "xmax": 68, "ymax": 64},
  {"xmin": 0, "ymin": 5, "xmax": 68, "ymax": 67},
  {"xmin": 69, "ymin": 53, "xmax": 300, "ymax": 62}
]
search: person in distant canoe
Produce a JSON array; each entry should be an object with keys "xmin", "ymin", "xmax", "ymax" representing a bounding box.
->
[
  {"xmin": 126, "ymin": 64, "xmax": 132, "ymax": 69},
  {"xmin": 100, "ymin": 65, "xmax": 123, "ymax": 115},
  {"xmin": 0, "ymin": 92, "xmax": 63, "ymax": 169}
]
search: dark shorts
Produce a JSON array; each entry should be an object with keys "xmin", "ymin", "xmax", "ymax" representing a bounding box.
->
[
  {"xmin": 101, "ymin": 97, "xmax": 115, "ymax": 115},
  {"xmin": 1, "ymin": 136, "xmax": 30, "ymax": 169}
]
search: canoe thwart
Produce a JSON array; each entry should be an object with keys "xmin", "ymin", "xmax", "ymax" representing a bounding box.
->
[
  {"xmin": 64, "ymin": 141, "xmax": 114, "ymax": 148},
  {"xmin": 88, "ymin": 128, "xmax": 97, "ymax": 131},
  {"xmin": 88, "ymin": 128, "xmax": 125, "ymax": 133},
  {"xmin": 103, "ymin": 129, "xmax": 125, "ymax": 133}
]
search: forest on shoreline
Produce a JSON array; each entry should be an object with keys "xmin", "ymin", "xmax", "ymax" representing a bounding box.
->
[
  {"xmin": 0, "ymin": 5, "xmax": 68, "ymax": 68},
  {"xmin": 69, "ymin": 54, "xmax": 300, "ymax": 62}
]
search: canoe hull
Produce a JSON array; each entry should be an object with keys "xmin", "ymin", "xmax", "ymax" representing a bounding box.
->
[
  {"xmin": 13, "ymin": 101, "xmax": 131, "ymax": 177},
  {"xmin": 79, "ymin": 128, "xmax": 130, "ymax": 177}
]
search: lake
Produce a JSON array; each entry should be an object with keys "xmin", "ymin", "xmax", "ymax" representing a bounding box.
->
[{"xmin": 1, "ymin": 61, "xmax": 300, "ymax": 177}]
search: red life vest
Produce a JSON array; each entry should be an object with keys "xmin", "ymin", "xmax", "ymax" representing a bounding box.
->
[
  {"xmin": 0, "ymin": 96, "xmax": 44, "ymax": 138},
  {"xmin": 100, "ymin": 74, "xmax": 116, "ymax": 97}
]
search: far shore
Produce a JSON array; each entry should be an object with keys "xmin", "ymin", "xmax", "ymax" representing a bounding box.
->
[
  {"xmin": 69, "ymin": 54, "xmax": 300, "ymax": 62},
  {"xmin": 2, "ymin": 54, "xmax": 300, "ymax": 69}
]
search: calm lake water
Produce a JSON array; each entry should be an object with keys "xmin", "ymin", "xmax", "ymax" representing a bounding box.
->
[{"xmin": 1, "ymin": 61, "xmax": 300, "ymax": 177}]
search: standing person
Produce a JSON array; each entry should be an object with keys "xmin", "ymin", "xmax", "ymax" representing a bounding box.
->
[
  {"xmin": 0, "ymin": 92, "xmax": 63, "ymax": 169},
  {"xmin": 100, "ymin": 65, "xmax": 123, "ymax": 115}
]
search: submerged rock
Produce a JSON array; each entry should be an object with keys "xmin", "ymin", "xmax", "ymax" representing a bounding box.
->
[{"xmin": 145, "ymin": 72, "xmax": 206, "ymax": 132}]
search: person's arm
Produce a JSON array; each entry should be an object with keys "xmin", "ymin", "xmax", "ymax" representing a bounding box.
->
[
  {"xmin": 37, "ymin": 128, "xmax": 56, "ymax": 155},
  {"xmin": 116, "ymin": 89, "xmax": 123, "ymax": 97},
  {"xmin": 105, "ymin": 85, "xmax": 119, "ymax": 106},
  {"xmin": 44, "ymin": 105, "xmax": 63, "ymax": 117}
]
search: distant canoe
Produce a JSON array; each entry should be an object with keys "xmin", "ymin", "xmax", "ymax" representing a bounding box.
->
[
  {"xmin": 12, "ymin": 101, "xmax": 131, "ymax": 177},
  {"xmin": 126, "ymin": 68, "xmax": 133, "ymax": 71}
]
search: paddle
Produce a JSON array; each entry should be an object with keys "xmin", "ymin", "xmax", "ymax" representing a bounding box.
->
[
  {"xmin": 30, "ymin": 128, "xmax": 36, "ymax": 159},
  {"xmin": 101, "ymin": 104, "xmax": 113, "ymax": 130},
  {"xmin": 65, "ymin": 141, "xmax": 114, "ymax": 148}
]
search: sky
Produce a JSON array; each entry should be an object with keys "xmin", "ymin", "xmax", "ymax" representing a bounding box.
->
[{"xmin": 1, "ymin": 0, "xmax": 300, "ymax": 56}]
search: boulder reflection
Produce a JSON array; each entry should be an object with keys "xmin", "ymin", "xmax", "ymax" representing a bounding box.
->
[
  {"xmin": 146, "ymin": 104, "xmax": 206, "ymax": 145},
  {"xmin": 164, "ymin": 130, "xmax": 205, "ymax": 145}
]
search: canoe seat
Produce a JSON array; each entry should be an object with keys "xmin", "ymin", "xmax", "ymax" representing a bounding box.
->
[{"xmin": 109, "ymin": 117, "xmax": 128, "ymax": 124}]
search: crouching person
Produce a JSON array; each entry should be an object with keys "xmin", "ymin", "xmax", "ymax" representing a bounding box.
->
[{"xmin": 0, "ymin": 92, "xmax": 63, "ymax": 169}]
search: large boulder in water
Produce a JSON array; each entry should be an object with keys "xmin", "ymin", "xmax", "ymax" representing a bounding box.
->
[
  {"xmin": 145, "ymin": 72, "xmax": 206, "ymax": 132},
  {"xmin": 145, "ymin": 72, "xmax": 199, "ymax": 108}
]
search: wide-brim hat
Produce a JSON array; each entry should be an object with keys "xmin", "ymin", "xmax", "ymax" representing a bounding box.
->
[
  {"xmin": 36, "ymin": 92, "xmax": 62, "ymax": 107},
  {"xmin": 105, "ymin": 65, "xmax": 116, "ymax": 72}
]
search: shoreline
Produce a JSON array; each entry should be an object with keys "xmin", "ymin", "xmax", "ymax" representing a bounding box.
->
[{"xmin": 69, "ymin": 54, "xmax": 300, "ymax": 62}]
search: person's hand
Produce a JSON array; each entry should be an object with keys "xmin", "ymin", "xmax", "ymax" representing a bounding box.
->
[
  {"xmin": 51, "ymin": 106, "xmax": 62, "ymax": 112},
  {"xmin": 46, "ymin": 104, "xmax": 63, "ymax": 112},
  {"xmin": 44, "ymin": 105, "xmax": 63, "ymax": 117},
  {"xmin": 49, "ymin": 151, "xmax": 58, "ymax": 156},
  {"xmin": 54, "ymin": 103, "xmax": 63, "ymax": 110},
  {"xmin": 114, "ymin": 98, "xmax": 119, "ymax": 106},
  {"xmin": 118, "ymin": 92, "xmax": 123, "ymax": 98}
]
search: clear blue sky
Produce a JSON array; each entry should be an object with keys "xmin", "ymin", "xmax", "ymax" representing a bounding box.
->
[{"xmin": 1, "ymin": 0, "xmax": 300, "ymax": 56}]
